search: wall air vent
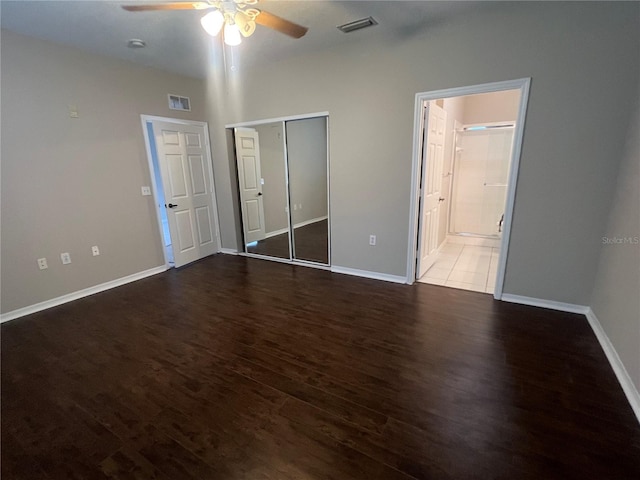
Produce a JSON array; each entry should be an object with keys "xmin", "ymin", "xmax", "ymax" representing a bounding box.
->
[
  {"xmin": 337, "ymin": 16, "xmax": 378, "ymax": 33},
  {"xmin": 168, "ymin": 94, "xmax": 191, "ymax": 111}
]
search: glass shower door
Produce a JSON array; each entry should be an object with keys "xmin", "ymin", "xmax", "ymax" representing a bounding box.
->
[{"xmin": 450, "ymin": 127, "xmax": 514, "ymax": 237}]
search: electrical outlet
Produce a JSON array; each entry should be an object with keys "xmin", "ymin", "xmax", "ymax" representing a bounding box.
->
[
  {"xmin": 293, "ymin": 204, "xmax": 297, "ymax": 210},
  {"xmin": 60, "ymin": 252, "xmax": 71, "ymax": 265},
  {"xmin": 369, "ymin": 235, "xmax": 376, "ymax": 246},
  {"xmin": 91, "ymin": 246, "xmax": 100, "ymax": 256},
  {"xmin": 37, "ymin": 258, "xmax": 48, "ymax": 270},
  {"xmin": 299, "ymin": 203, "xmax": 302, "ymax": 210},
  {"xmin": 141, "ymin": 186, "xmax": 151, "ymax": 196}
]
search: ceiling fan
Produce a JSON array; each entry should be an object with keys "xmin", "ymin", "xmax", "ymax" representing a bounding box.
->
[{"xmin": 122, "ymin": 1, "xmax": 308, "ymax": 46}]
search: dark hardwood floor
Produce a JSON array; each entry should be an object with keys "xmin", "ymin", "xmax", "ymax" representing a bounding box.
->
[
  {"xmin": 246, "ymin": 231, "xmax": 290, "ymax": 259},
  {"xmin": 292, "ymin": 219, "xmax": 329, "ymax": 264},
  {"xmin": 2, "ymin": 255, "xmax": 639, "ymax": 479}
]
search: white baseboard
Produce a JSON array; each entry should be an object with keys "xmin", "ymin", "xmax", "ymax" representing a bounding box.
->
[
  {"xmin": 500, "ymin": 294, "xmax": 639, "ymax": 424},
  {"xmin": 265, "ymin": 227, "xmax": 289, "ymax": 239},
  {"xmin": 260, "ymin": 216, "xmax": 328, "ymax": 240},
  {"xmin": 219, "ymin": 248, "xmax": 238, "ymax": 255},
  {"xmin": 500, "ymin": 294, "xmax": 589, "ymax": 314},
  {"xmin": 585, "ymin": 308, "xmax": 640, "ymax": 424},
  {"xmin": 0, "ymin": 266, "xmax": 167, "ymax": 323},
  {"xmin": 261, "ymin": 217, "xmax": 327, "ymax": 240},
  {"xmin": 331, "ymin": 265, "xmax": 407, "ymax": 284},
  {"xmin": 294, "ymin": 215, "xmax": 328, "ymax": 229}
]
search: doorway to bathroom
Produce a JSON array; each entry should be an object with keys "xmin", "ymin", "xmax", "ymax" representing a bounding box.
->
[{"xmin": 408, "ymin": 79, "xmax": 530, "ymax": 299}]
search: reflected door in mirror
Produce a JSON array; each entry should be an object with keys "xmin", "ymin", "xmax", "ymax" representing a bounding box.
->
[{"xmin": 235, "ymin": 125, "xmax": 291, "ymax": 259}]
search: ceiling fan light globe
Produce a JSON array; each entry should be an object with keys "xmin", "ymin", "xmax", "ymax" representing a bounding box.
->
[
  {"xmin": 201, "ymin": 10, "xmax": 224, "ymax": 36},
  {"xmin": 240, "ymin": 21, "xmax": 256, "ymax": 37},
  {"xmin": 235, "ymin": 11, "xmax": 256, "ymax": 37},
  {"xmin": 243, "ymin": 7, "xmax": 260, "ymax": 19},
  {"xmin": 224, "ymin": 23, "xmax": 242, "ymax": 46}
]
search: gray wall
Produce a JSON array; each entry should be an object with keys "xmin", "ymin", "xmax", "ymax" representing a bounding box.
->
[
  {"xmin": 286, "ymin": 117, "xmax": 328, "ymax": 226},
  {"xmin": 590, "ymin": 93, "xmax": 640, "ymax": 393},
  {"xmin": 253, "ymin": 123, "xmax": 288, "ymax": 234},
  {"xmin": 210, "ymin": 2, "xmax": 639, "ymax": 305},
  {"xmin": 1, "ymin": 30, "xmax": 208, "ymax": 313}
]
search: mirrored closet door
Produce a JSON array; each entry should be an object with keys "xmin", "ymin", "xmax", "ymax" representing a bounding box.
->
[{"xmin": 233, "ymin": 115, "xmax": 329, "ymax": 265}]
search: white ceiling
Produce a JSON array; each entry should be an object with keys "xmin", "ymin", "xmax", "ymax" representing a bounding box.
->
[{"xmin": 1, "ymin": 1, "xmax": 487, "ymax": 79}]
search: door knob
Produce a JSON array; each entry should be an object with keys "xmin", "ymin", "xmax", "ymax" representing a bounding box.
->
[
  {"xmin": 438, "ymin": 197, "xmax": 445, "ymax": 202},
  {"xmin": 257, "ymin": 192, "xmax": 263, "ymax": 196},
  {"xmin": 167, "ymin": 203, "xmax": 178, "ymax": 208}
]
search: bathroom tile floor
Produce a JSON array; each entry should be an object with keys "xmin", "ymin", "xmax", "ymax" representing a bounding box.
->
[{"xmin": 418, "ymin": 242, "xmax": 499, "ymax": 294}]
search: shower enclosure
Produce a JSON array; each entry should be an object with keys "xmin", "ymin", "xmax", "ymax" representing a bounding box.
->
[{"xmin": 449, "ymin": 125, "xmax": 515, "ymax": 238}]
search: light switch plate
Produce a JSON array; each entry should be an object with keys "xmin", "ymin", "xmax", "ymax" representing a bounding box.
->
[{"xmin": 141, "ymin": 186, "xmax": 151, "ymax": 196}]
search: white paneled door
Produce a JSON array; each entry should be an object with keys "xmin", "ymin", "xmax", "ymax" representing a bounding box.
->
[
  {"xmin": 152, "ymin": 121, "xmax": 218, "ymax": 268},
  {"xmin": 417, "ymin": 102, "xmax": 447, "ymax": 278},
  {"xmin": 234, "ymin": 128, "xmax": 266, "ymax": 244}
]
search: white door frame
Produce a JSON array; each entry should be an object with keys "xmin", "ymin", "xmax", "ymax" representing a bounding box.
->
[
  {"xmin": 406, "ymin": 78, "xmax": 531, "ymax": 300},
  {"xmin": 140, "ymin": 114, "xmax": 222, "ymax": 268}
]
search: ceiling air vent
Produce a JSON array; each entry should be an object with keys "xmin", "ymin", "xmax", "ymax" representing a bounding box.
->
[{"xmin": 337, "ymin": 16, "xmax": 378, "ymax": 33}]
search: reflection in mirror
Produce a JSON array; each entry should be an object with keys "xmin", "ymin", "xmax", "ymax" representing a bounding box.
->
[
  {"xmin": 286, "ymin": 117, "xmax": 329, "ymax": 264},
  {"xmin": 234, "ymin": 124, "xmax": 291, "ymax": 259}
]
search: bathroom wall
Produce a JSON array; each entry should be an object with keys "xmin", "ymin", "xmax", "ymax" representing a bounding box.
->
[{"xmin": 463, "ymin": 89, "xmax": 521, "ymax": 124}]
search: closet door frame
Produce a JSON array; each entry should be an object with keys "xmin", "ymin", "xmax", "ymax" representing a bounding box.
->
[{"xmin": 227, "ymin": 112, "xmax": 331, "ymax": 270}]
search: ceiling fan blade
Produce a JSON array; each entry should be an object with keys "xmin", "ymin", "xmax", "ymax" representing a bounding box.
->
[
  {"xmin": 122, "ymin": 2, "xmax": 210, "ymax": 12},
  {"xmin": 255, "ymin": 10, "xmax": 308, "ymax": 39}
]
